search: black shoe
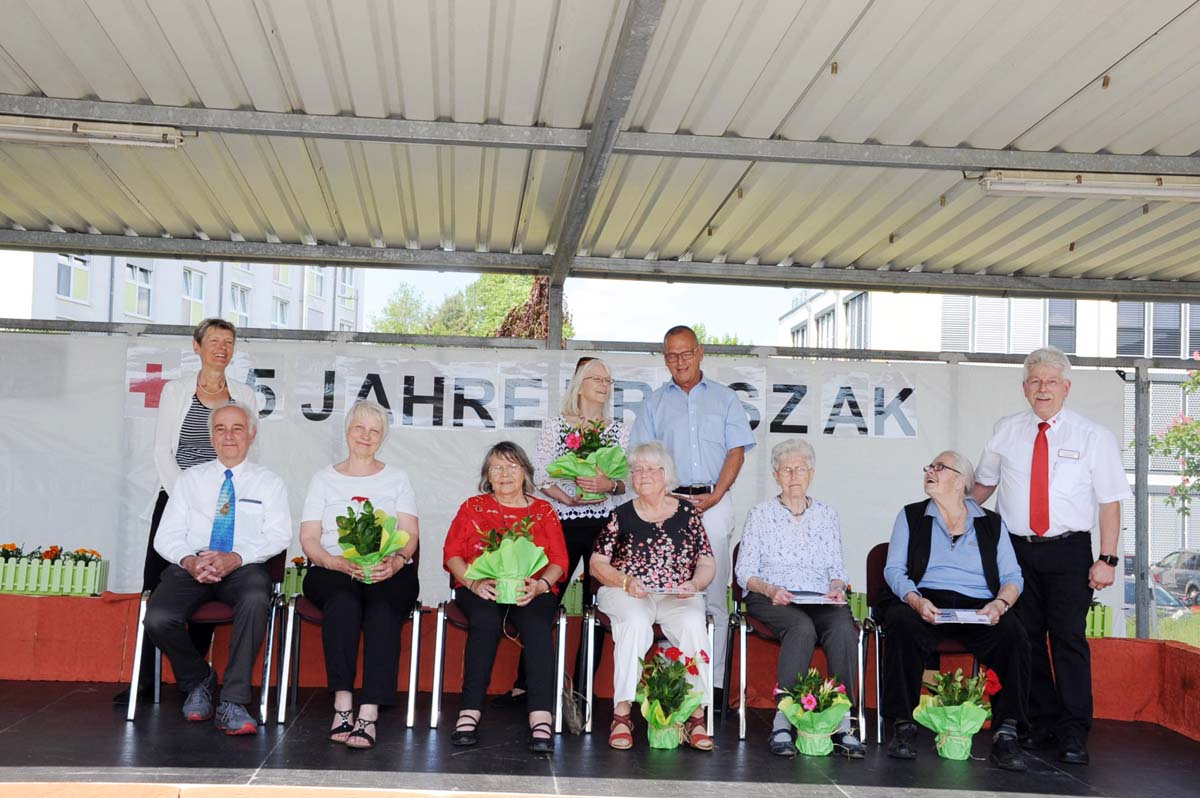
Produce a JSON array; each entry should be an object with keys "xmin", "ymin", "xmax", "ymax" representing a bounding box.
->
[
  {"xmin": 529, "ymin": 721, "xmax": 554, "ymax": 754},
  {"xmin": 832, "ymin": 730, "xmax": 867, "ymax": 759},
  {"xmin": 491, "ymin": 689, "xmax": 526, "ymax": 707},
  {"xmin": 1019, "ymin": 727, "xmax": 1056, "ymax": 750},
  {"xmin": 989, "ymin": 735, "xmax": 1028, "ymax": 772},
  {"xmin": 768, "ymin": 728, "xmax": 795, "ymax": 757},
  {"xmin": 887, "ymin": 721, "xmax": 918, "ymax": 760},
  {"xmin": 1058, "ymin": 731, "xmax": 1089, "ymax": 765},
  {"xmin": 451, "ymin": 714, "xmax": 479, "ymax": 747},
  {"xmin": 712, "ymin": 687, "xmax": 725, "ymax": 710}
]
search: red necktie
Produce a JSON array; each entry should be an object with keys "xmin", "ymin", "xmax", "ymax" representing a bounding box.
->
[{"xmin": 1030, "ymin": 421, "xmax": 1050, "ymax": 536}]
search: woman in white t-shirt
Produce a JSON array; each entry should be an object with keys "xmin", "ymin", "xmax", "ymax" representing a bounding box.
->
[{"xmin": 299, "ymin": 400, "xmax": 420, "ymax": 750}]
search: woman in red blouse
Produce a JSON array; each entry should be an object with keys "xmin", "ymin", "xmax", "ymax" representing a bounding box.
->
[
  {"xmin": 443, "ymin": 441, "xmax": 567, "ymax": 754},
  {"xmin": 590, "ymin": 441, "xmax": 716, "ymax": 751}
]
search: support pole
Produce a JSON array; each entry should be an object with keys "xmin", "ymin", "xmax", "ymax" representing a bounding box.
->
[{"xmin": 1134, "ymin": 363, "xmax": 1151, "ymax": 639}]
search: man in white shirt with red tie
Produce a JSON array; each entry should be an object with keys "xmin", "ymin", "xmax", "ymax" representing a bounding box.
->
[
  {"xmin": 146, "ymin": 400, "xmax": 291, "ymax": 735},
  {"xmin": 972, "ymin": 346, "xmax": 1130, "ymax": 765}
]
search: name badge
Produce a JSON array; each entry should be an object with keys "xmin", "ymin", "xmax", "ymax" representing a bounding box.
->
[{"xmin": 1058, "ymin": 449, "xmax": 1080, "ymax": 460}]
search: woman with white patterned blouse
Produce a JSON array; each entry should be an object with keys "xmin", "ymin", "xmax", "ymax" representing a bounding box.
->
[{"xmin": 735, "ymin": 438, "xmax": 865, "ymax": 759}]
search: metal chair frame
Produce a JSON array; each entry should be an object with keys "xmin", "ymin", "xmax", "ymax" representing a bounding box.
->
[{"xmin": 125, "ymin": 551, "xmax": 286, "ymax": 724}]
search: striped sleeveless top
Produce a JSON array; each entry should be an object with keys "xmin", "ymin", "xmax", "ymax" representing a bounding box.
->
[{"xmin": 175, "ymin": 395, "xmax": 217, "ymax": 470}]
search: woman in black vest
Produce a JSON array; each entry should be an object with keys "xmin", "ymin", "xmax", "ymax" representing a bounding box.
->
[{"xmin": 878, "ymin": 450, "xmax": 1031, "ymax": 772}]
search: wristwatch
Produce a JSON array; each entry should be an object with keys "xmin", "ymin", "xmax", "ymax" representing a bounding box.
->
[
  {"xmin": 1097, "ymin": 554, "xmax": 1119, "ymax": 567},
  {"xmin": 609, "ymin": 479, "xmax": 623, "ymax": 496}
]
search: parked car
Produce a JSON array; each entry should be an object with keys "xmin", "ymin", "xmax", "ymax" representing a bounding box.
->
[
  {"xmin": 1124, "ymin": 577, "xmax": 1191, "ymax": 624},
  {"xmin": 1152, "ymin": 549, "xmax": 1200, "ymax": 604}
]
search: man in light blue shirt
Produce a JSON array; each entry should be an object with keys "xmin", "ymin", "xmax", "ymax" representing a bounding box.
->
[{"xmin": 631, "ymin": 325, "xmax": 756, "ymax": 692}]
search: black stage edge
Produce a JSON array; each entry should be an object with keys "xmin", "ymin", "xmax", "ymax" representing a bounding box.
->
[{"xmin": 0, "ymin": 681, "xmax": 1196, "ymax": 797}]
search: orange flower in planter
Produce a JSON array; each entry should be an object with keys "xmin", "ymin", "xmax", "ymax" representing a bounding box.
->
[{"xmin": 291, "ymin": 556, "xmax": 306, "ymax": 567}]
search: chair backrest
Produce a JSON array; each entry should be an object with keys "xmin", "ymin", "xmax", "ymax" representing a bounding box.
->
[
  {"xmin": 730, "ymin": 543, "xmax": 746, "ymax": 603},
  {"xmin": 266, "ymin": 550, "xmax": 286, "ymax": 584},
  {"xmin": 865, "ymin": 542, "xmax": 890, "ymax": 606}
]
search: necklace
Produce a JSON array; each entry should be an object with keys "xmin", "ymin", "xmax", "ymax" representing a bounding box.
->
[
  {"xmin": 197, "ymin": 377, "xmax": 227, "ymax": 395},
  {"xmin": 778, "ymin": 495, "xmax": 812, "ymax": 517}
]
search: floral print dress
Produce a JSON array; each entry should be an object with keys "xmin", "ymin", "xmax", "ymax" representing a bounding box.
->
[{"xmin": 593, "ymin": 500, "xmax": 713, "ymax": 591}]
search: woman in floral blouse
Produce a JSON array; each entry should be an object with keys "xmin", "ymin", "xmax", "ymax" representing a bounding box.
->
[
  {"xmin": 735, "ymin": 438, "xmax": 865, "ymax": 759},
  {"xmin": 590, "ymin": 441, "xmax": 715, "ymax": 751}
]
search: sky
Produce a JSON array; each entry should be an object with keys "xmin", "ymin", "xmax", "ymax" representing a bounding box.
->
[{"xmin": 360, "ymin": 268, "xmax": 797, "ymax": 344}]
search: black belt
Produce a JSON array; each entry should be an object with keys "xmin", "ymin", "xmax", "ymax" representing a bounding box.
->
[
  {"xmin": 1013, "ymin": 529, "xmax": 1089, "ymax": 544},
  {"xmin": 673, "ymin": 485, "xmax": 713, "ymax": 495}
]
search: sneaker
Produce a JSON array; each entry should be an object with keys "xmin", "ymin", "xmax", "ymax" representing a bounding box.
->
[
  {"xmin": 832, "ymin": 730, "xmax": 867, "ymax": 759},
  {"xmin": 887, "ymin": 721, "xmax": 918, "ymax": 760},
  {"xmin": 214, "ymin": 701, "xmax": 258, "ymax": 735},
  {"xmin": 989, "ymin": 733, "xmax": 1028, "ymax": 772},
  {"xmin": 181, "ymin": 669, "xmax": 216, "ymax": 722}
]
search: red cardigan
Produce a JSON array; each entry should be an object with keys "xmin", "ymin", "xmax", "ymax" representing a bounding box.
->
[{"xmin": 442, "ymin": 494, "xmax": 569, "ymax": 592}]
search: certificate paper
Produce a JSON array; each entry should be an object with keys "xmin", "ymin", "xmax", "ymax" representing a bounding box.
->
[
  {"xmin": 934, "ymin": 609, "xmax": 991, "ymax": 625},
  {"xmin": 788, "ymin": 593, "xmax": 844, "ymax": 605}
]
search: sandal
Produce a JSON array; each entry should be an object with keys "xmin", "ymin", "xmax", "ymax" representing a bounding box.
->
[
  {"xmin": 329, "ymin": 709, "xmax": 355, "ymax": 743},
  {"xmin": 451, "ymin": 713, "xmax": 479, "ymax": 747},
  {"xmin": 529, "ymin": 721, "xmax": 554, "ymax": 754},
  {"xmin": 683, "ymin": 715, "xmax": 714, "ymax": 751},
  {"xmin": 769, "ymin": 728, "xmax": 795, "ymax": 758},
  {"xmin": 609, "ymin": 712, "xmax": 634, "ymax": 750},
  {"xmin": 345, "ymin": 717, "xmax": 376, "ymax": 750}
]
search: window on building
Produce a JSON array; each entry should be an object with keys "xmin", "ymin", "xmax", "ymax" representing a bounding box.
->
[
  {"xmin": 307, "ymin": 266, "xmax": 326, "ymax": 297},
  {"xmin": 272, "ymin": 264, "xmax": 292, "ymax": 286},
  {"xmin": 229, "ymin": 284, "xmax": 250, "ymax": 327},
  {"xmin": 845, "ymin": 293, "xmax": 869, "ymax": 349},
  {"xmin": 273, "ymin": 297, "xmax": 289, "ymax": 328},
  {"xmin": 1189, "ymin": 304, "xmax": 1200, "ymax": 357},
  {"xmin": 790, "ymin": 324, "xmax": 807, "ymax": 348},
  {"xmin": 815, "ymin": 311, "xmax": 835, "ymax": 348},
  {"xmin": 125, "ymin": 264, "xmax": 153, "ymax": 317},
  {"xmin": 972, "ymin": 297, "xmax": 1008, "ymax": 353},
  {"xmin": 1117, "ymin": 302, "xmax": 1146, "ymax": 356},
  {"xmin": 56, "ymin": 255, "xmax": 89, "ymax": 302},
  {"xmin": 941, "ymin": 296, "xmax": 971, "ymax": 351},
  {"xmin": 1152, "ymin": 303, "xmax": 1183, "ymax": 357},
  {"xmin": 338, "ymin": 268, "xmax": 357, "ymax": 310},
  {"xmin": 306, "ymin": 307, "xmax": 324, "ymax": 330},
  {"xmin": 181, "ymin": 269, "xmax": 205, "ymax": 325},
  {"xmin": 339, "ymin": 320, "xmax": 354, "ymax": 332},
  {"xmin": 1047, "ymin": 299, "xmax": 1077, "ymax": 354}
]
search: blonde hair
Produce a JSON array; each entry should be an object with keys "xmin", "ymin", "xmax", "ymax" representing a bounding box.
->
[{"xmin": 560, "ymin": 357, "xmax": 614, "ymax": 418}]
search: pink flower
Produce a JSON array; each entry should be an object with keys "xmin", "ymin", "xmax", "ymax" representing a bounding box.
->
[
  {"xmin": 836, "ymin": 684, "xmax": 847, "ymax": 693},
  {"xmin": 1184, "ymin": 416, "xmax": 1194, "ymax": 425},
  {"xmin": 1171, "ymin": 487, "xmax": 1178, "ymax": 496},
  {"xmin": 1192, "ymin": 350, "xmax": 1199, "ymax": 361},
  {"xmin": 564, "ymin": 432, "xmax": 582, "ymax": 451},
  {"xmin": 801, "ymin": 694, "xmax": 818, "ymax": 711}
]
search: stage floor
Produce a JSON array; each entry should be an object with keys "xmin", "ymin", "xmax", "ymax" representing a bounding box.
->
[{"xmin": 0, "ymin": 681, "xmax": 1195, "ymax": 798}]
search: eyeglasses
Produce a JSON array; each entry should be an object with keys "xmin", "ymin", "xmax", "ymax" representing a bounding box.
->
[
  {"xmin": 585, "ymin": 376, "xmax": 614, "ymax": 386},
  {"xmin": 487, "ymin": 463, "xmax": 524, "ymax": 475},
  {"xmin": 631, "ymin": 466, "xmax": 665, "ymax": 477},
  {"xmin": 923, "ymin": 463, "xmax": 961, "ymax": 475},
  {"xmin": 776, "ymin": 466, "xmax": 811, "ymax": 478},
  {"xmin": 1025, "ymin": 378, "xmax": 1063, "ymax": 390},
  {"xmin": 663, "ymin": 348, "xmax": 698, "ymax": 365}
]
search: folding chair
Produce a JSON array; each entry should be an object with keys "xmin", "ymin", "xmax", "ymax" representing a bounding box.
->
[
  {"xmin": 275, "ymin": 552, "xmax": 422, "ymax": 726},
  {"xmin": 429, "ymin": 575, "xmax": 567, "ymax": 732},
  {"xmin": 126, "ymin": 551, "xmax": 286, "ymax": 723},
  {"xmin": 866, "ymin": 541, "xmax": 976, "ymax": 744},
  {"xmin": 582, "ymin": 575, "xmax": 715, "ymax": 735},
  {"xmin": 724, "ymin": 543, "xmax": 866, "ymax": 740}
]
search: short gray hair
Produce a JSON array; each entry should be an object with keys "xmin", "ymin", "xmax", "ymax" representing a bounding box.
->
[
  {"xmin": 628, "ymin": 441, "xmax": 678, "ymax": 489},
  {"xmin": 937, "ymin": 450, "xmax": 975, "ymax": 496},
  {"xmin": 770, "ymin": 438, "xmax": 815, "ymax": 471},
  {"xmin": 345, "ymin": 399, "xmax": 391, "ymax": 443},
  {"xmin": 208, "ymin": 399, "xmax": 257, "ymax": 437},
  {"xmin": 1024, "ymin": 346, "xmax": 1072, "ymax": 382}
]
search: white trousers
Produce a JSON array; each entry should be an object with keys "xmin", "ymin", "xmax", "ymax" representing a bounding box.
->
[
  {"xmin": 699, "ymin": 492, "xmax": 734, "ymax": 687},
  {"xmin": 597, "ymin": 587, "xmax": 711, "ymax": 705}
]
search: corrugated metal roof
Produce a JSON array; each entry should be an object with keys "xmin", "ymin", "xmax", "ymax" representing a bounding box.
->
[{"xmin": 1, "ymin": 0, "xmax": 1200, "ymax": 288}]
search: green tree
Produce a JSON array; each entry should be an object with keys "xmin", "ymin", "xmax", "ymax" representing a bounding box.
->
[
  {"xmin": 691, "ymin": 322, "xmax": 744, "ymax": 346},
  {"xmin": 372, "ymin": 282, "xmax": 431, "ymax": 334}
]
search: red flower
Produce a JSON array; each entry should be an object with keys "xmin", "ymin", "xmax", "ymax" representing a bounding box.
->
[
  {"xmin": 686, "ymin": 661, "xmax": 700, "ymax": 676},
  {"xmin": 698, "ymin": 649, "xmax": 710, "ymax": 664},
  {"xmin": 663, "ymin": 647, "xmax": 683, "ymax": 662},
  {"xmin": 350, "ymin": 496, "xmax": 370, "ymax": 504},
  {"xmin": 983, "ymin": 668, "xmax": 1002, "ymax": 697}
]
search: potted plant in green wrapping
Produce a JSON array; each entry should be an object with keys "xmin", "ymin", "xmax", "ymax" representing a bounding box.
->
[
  {"xmin": 776, "ymin": 668, "xmax": 852, "ymax": 756},
  {"xmin": 463, "ymin": 516, "xmax": 548, "ymax": 604},
  {"xmin": 913, "ymin": 667, "xmax": 1002, "ymax": 760},
  {"xmin": 635, "ymin": 645, "xmax": 709, "ymax": 749},
  {"xmin": 545, "ymin": 419, "xmax": 630, "ymax": 501},
  {"xmin": 336, "ymin": 497, "xmax": 410, "ymax": 583}
]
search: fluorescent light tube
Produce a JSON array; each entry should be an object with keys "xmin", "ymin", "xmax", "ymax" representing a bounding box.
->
[
  {"xmin": 978, "ymin": 170, "xmax": 1200, "ymax": 203},
  {"xmin": 0, "ymin": 114, "xmax": 185, "ymax": 149}
]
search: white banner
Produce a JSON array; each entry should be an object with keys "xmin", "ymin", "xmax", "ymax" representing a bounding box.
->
[{"xmin": 0, "ymin": 334, "xmax": 1126, "ymax": 620}]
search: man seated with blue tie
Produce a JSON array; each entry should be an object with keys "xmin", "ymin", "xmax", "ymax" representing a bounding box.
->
[{"xmin": 146, "ymin": 399, "xmax": 291, "ymax": 735}]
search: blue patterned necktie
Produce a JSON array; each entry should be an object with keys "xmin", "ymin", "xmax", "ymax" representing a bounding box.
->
[{"xmin": 208, "ymin": 469, "xmax": 235, "ymax": 552}]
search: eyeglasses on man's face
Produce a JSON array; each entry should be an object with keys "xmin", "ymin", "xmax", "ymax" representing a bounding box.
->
[
  {"xmin": 923, "ymin": 462, "xmax": 961, "ymax": 475},
  {"xmin": 663, "ymin": 348, "xmax": 698, "ymax": 365}
]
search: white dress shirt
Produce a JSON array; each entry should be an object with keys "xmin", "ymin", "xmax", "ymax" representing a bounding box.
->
[
  {"xmin": 155, "ymin": 458, "xmax": 292, "ymax": 567},
  {"xmin": 976, "ymin": 407, "xmax": 1131, "ymax": 538}
]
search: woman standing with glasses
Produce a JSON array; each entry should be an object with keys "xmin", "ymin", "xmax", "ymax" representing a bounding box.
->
[
  {"xmin": 442, "ymin": 441, "xmax": 568, "ymax": 753},
  {"xmin": 497, "ymin": 357, "xmax": 630, "ymax": 709},
  {"xmin": 735, "ymin": 438, "xmax": 866, "ymax": 758}
]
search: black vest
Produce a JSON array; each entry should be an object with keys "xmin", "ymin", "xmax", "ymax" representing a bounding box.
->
[{"xmin": 877, "ymin": 499, "xmax": 1002, "ymax": 607}]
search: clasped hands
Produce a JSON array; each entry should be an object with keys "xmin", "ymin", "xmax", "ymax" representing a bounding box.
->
[
  {"xmin": 183, "ymin": 550, "xmax": 243, "ymax": 583},
  {"xmin": 467, "ymin": 576, "xmax": 550, "ymax": 606}
]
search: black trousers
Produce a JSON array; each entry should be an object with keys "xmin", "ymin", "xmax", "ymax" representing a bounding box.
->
[
  {"xmin": 880, "ymin": 588, "xmax": 1030, "ymax": 727},
  {"xmin": 456, "ymin": 587, "xmax": 558, "ymax": 712},
  {"xmin": 144, "ymin": 563, "xmax": 272, "ymax": 705},
  {"xmin": 137, "ymin": 489, "xmax": 214, "ymax": 682},
  {"xmin": 1011, "ymin": 532, "xmax": 1095, "ymax": 736},
  {"xmin": 514, "ymin": 515, "xmax": 605, "ymax": 692},
  {"xmin": 302, "ymin": 564, "xmax": 420, "ymax": 706}
]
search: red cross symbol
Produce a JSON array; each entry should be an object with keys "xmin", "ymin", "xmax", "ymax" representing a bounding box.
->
[{"xmin": 130, "ymin": 363, "xmax": 166, "ymax": 409}]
